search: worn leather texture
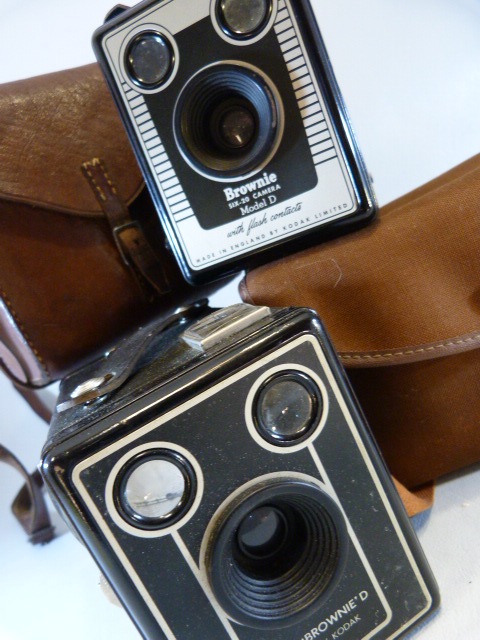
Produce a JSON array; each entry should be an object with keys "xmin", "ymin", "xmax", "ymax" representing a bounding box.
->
[
  {"xmin": 0, "ymin": 64, "xmax": 142, "ymax": 215},
  {"xmin": 240, "ymin": 154, "xmax": 480, "ymax": 509},
  {"xmin": 0, "ymin": 64, "xmax": 223, "ymax": 386}
]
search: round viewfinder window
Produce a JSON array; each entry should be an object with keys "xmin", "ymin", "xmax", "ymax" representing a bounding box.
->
[
  {"xmin": 116, "ymin": 450, "xmax": 196, "ymax": 529},
  {"xmin": 125, "ymin": 31, "xmax": 174, "ymax": 88},
  {"xmin": 254, "ymin": 371, "xmax": 323, "ymax": 445}
]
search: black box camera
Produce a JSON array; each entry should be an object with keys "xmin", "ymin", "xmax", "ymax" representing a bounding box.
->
[
  {"xmin": 41, "ymin": 303, "xmax": 438, "ymax": 639},
  {"xmin": 93, "ymin": 0, "xmax": 376, "ymax": 284}
]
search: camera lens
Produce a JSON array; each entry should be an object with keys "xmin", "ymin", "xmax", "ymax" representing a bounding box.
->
[
  {"xmin": 218, "ymin": 105, "xmax": 256, "ymax": 149},
  {"xmin": 125, "ymin": 31, "xmax": 174, "ymax": 88},
  {"xmin": 254, "ymin": 371, "xmax": 323, "ymax": 445},
  {"xmin": 204, "ymin": 478, "xmax": 348, "ymax": 628},
  {"xmin": 217, "ymin": 0, "xmax": 272, "ymax": 38},
  {"xmin": 173, "ymin": 62, "xmax": 283, "ymax": 179},
  {"xmin": 116, "ymin": 450, "xmax": 196, "ymax": 529},
  {"xmin": 237, "ymin": 506, "xmax": 288, "ymax": 559}
]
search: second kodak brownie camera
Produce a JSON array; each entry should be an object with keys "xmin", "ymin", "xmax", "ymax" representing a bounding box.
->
[{"xmin": 41, "ymin": 304, "xmax": 438, "ymax": 639}]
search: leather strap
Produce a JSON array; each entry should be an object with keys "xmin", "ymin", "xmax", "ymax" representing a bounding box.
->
[
  {"xmin": 82, "ymin": 158, "xmax": 171, "ymax": 300},
  {"xmin": 0, "ymin": 445, "xmax": 54, "ymax": 544}
]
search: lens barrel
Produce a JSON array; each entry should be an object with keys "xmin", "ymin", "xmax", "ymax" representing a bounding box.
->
[
  {"xmin": 174, "ymin": 62, "xmax": 283, "ymax": 180},
  {"xmin": 204, "ymin": 478, "xmax": 348, "ymax": 628}
]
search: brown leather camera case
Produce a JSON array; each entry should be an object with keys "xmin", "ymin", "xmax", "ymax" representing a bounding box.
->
[{"xmin": 0, "ymin": 64, "xmax": 223, "ymax": 388}]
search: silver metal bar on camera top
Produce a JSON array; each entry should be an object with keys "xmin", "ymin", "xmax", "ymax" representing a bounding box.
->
[{"xmin": 182, "ymin": 303, "xmax": 271, "ymax": 351}]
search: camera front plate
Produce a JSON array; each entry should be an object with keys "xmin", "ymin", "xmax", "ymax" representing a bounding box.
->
[
  {"xmin": 70, "ymin": 334, "xmax": 433, "ymax": 640},
  {"xmin": 95, "ymin": 0, "xmax": 374, "ymax": 280}
]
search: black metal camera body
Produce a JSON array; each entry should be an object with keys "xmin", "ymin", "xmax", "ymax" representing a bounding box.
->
[
  {"xmin": 41, "ymin": 304, "xmax": 438, "ymax": 640},
  {"xmin": 93, "ymin": 0, "xmax": 376, "ymax": 284}
]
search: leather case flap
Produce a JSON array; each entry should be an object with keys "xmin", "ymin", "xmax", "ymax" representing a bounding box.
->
[
  {"xmin": 0, "ymin": 64, "xmax": 143, "ymax": 216},
  {"xmin": 240, "ymin": 154, "xmax": 480, "ymax": 366}
]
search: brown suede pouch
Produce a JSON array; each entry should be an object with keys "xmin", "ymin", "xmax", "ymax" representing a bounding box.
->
[
  {"xmin": 0, "ymin": 64, "xmax": 224, "ymax": 388},
  {"xmin": 240, "ymin": 154, "xmax": 480, "ymax": 514}
]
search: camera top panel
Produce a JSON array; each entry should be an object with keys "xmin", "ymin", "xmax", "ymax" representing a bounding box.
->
[{"xmin": 94, "ymin": 0, "xmax": 376, "ymax": 283}]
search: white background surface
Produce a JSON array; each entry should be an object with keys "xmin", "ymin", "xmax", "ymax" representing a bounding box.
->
[{"xmin": 0, "ymin": 1, "xmax": 479, "ymax": 639}]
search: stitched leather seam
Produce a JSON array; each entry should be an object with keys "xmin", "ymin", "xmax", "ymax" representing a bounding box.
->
[
  {"xmin": 339, "ymin": 333, "xmax": 480, "ymax": 363},
  {"xmin": 82, "ymin": 158, "xmax": 110, "ymax": 202},
  {"xmin": 0, "ymin": 287, "xmax": 50, "ymax": 378}
]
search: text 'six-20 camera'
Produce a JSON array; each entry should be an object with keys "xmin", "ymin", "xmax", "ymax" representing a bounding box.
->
[
  {"xmin": 93, "ymin": 0, "xmax": 376, "ymax": 283},
  {"xmin": 41, "ymin": 304, "xmax": 439, "ymax": 640}
]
